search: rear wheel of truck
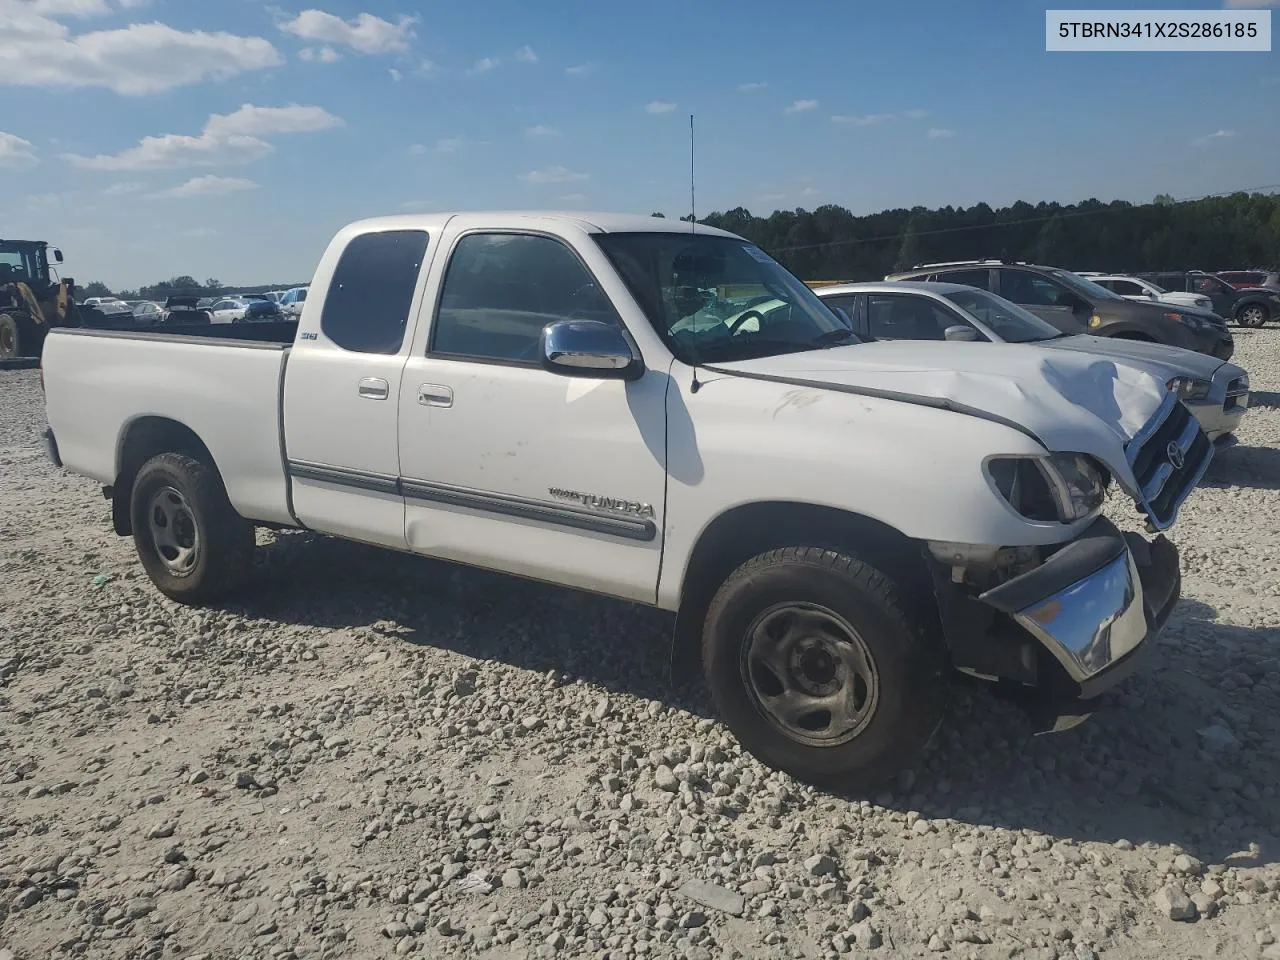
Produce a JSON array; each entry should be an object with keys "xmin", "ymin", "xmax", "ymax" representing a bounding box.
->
[
  {"xmin": 0, "ymin": 313, "xmax": 33, "ymax": 361},
  {"xmin": 1237, "ymin": 303, "xmax": 1269, "ymax": 328},
  {"xmin": 130, "ymin": 453, "xmax": 254, "ymax": 604},
  {"xmin": 702, "ymin": 546, "xmax": 948, "ymax": 790}
]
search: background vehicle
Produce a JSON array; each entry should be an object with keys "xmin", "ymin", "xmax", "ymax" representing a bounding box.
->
[
  {"xmin": 1141, "ymin": 271, "xmax": 1280, "ymax": 327},
  {"xmin": 132, "ymin": 301, "xmax": 164, "ymax": 324},
  {"xmin": 888, "ymin": 260, "xmax": 1234, "ymax": 358},
  {"xmin": 42, "ymin": 212, "xmax": 1195, "ymax": 788},
  {"xmin": 0, "ymin": 237, "xmax": 104, "ymax": 361},
  {"xmin": 207, "ymin": 298, "xmax": 250, "ymax": 323},
  {"xmin": 197, "ymin": 297, "xmax": 217, "ymax": 310},
  {"xmin": 161, "ymin": 295, "xmax": 212, "ymax": 325},
  {"xmin": 278, "ymin": 286, "xmax": 308, "ymax": 317},
  {"xmin": 818, "ymin": 281, "xmax": 1249, "ymax": 445},
  {"xmin": 83, "ymin": 296, "xmax": 123, "ymax": 308},
  {"xmin": 1218, "ymin": 270, "xmax": 1278, "ymax": 290},
  {"xmin": 1077, "ymin": 273, "xmax": 1214, "ymax": 312}
]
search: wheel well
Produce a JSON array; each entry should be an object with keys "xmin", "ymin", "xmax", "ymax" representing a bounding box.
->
[
  {"xmin": 111, "ymin": 417, "xmax": 215, "ymax": 536},
  {"xmin": 1236, "ymin": 300, "xmax": 1270, "ymax": 316},
  {"xmin": 669, "ymin": 501, "xmax": 932, "ymax": 679}
]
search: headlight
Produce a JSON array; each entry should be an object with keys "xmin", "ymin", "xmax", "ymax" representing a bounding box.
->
[
  {"xmin": 1167, "ymin": 311, "xmax": 1210, "ymax": 332},
  {"xmin": 1167, "ymin": 377, "xmax": 1210, "ymax": 401},
  {"xmin": 985, "ymin": 454, "xmax": 1108, "ymax": 523}
]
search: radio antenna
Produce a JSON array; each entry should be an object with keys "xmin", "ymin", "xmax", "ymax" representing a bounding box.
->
[{"xmin": 689, "ymin": 113, "xmax": 696, "ymax": 232}]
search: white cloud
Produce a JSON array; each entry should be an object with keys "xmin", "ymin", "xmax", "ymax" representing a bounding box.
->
[
  {"xmin": 904, "ymin": 108, "xmax": 930, "ymax": 120},
  {"xmin": 27, "ymin": 0, "xmax": 109, "ymax": 15},
  {"xmin": 414, "ymin": 58, "xmax": 436, "ymax": 77},
  {"xmin": 64, "ymin": 102, "xmax": 342, "ymax": 170},
  {"xmin": 800, "ymin": 186, "xmax": 820, "ymax": 198},
  {"xmin": 514, "ymin": 44, "xmax": 537, "ymax": 63},
  {"xmin": 525, "ymin": 124, "xmax": 560, "ymax": 139},
  {"xmin": 1193, "ymin": 129, "xmax": 1236, "ymax": 146},
  {"xmin": 389, "ymin": 67, "xmax": 402, "ymax": 81},
  {"xmin": 558, "ymin": 193, "xmax": 586, "ymax": 203},
  {"xmin": 407, "ymin": 143, "xmax": 427, "ymax": 156},
  {"xmin": 564, "ymin": 62, "xmax": 593, "ymax": 76},
  {"xmin": 0, "ymin": 131, "xmax": 39, "ymax": 168},
  {"xmin": 436, "ymin": 136, "xmax": 467, "ymax": 153},
  {"xmin": 278, "ymin": 10, "xmax": 415, "ymax": 54},
  {"xmin": 0, "ymin": 8, "xmax": 283, "ymax": 95},
  {"xmin": 298, "ymin": 45, "xmax": 341, "ymax": 62},
  {"xmin": 759, "ymin": 192, "xmax": 787, "ymax": 203},
  {"xmin": 785, "ymin": 99, "xmax": 818, "ymax": 114},
  {"xmin": 737, "ymin": 81, "xmax": 767, "ymax": 92},
  {"xmin": 927, "ymin": 127, "xmax": 956, "ymax": 139},
  {"xmin": 831, "ymin": 113, "xmax": 894, "ymax": 126},
  {"xmin": 645, "ymin": 100, "xmax": 677, "ymax": 114},
  {"xmin": 204, "ymin": 103, "xmax": 343, "ymax": 137},
  {"xmin": 102, "ymin": 181, "xmax": 143, "ymax": 195},
  {"xmin": 469, "ymin": 56, "xmax": 499, "ymax": 73},
  {"xmin": 151, "ymin": 175, "xmax": 259, "ymax": 199},
  {"xmin": 520, "ymin": 165, "xmax": 589, "ymax": 184}
]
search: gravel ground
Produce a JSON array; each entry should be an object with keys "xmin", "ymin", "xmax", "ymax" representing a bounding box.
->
[{"xmin": 2, "ymin": 329, "xmax": 1279, "ymax": 960}]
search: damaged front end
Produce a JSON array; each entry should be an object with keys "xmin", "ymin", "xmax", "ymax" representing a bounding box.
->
[{"xmin": 927, "ymin": 395, "xmax": 1209, "ymax": 732}]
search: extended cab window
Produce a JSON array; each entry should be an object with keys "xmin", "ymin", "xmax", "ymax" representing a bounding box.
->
[
  {"xmin": 321, "ymin": 230, "xmax": 428, "ymax": 355},
  {"xmin": 432, "ymin": 232, "xmax": 619, "ymax": 364}
]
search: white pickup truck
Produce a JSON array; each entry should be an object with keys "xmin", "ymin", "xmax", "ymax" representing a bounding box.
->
[{"xmin": 42, "ymin": 212, "xmax": 1206, "ymax": 788}]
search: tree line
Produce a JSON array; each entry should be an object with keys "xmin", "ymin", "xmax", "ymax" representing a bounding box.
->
[
  {"xmin": 687, "ymin": 191, "xmax": 1279, "ymax": 281},
  {"xmin": 81, "ymin": 190, "xmax": 1278, "ymax": 296}
]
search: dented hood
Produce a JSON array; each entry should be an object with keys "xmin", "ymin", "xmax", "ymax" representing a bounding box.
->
[{"xmin": 714, "ymin": 341, "xmax": 1171, "ymax": 491}]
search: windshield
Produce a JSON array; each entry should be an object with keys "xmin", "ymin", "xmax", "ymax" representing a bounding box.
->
[
  {"xmin": 941, "ymin": 289, "xmax": 1064, "ymax": 343},
  {"xmin": 1051, "ymin": 269, "xmax": 1124, "ymax": 302},
  {"xmin": 594, "ymin": 233, "xmax": 855, "ymax": 363}
]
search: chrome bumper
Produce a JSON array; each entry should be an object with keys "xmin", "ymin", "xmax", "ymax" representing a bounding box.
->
[{"xmin": 979, "ymin": 517, "xmax": 1180, "ymax": 699}]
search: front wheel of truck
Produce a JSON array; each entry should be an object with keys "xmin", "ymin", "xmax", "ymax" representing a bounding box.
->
[
  {"xmin": 702, "ymin": 546, "xmax": 948, "ymax": 791},
  {"xmin": 130, "ymin": 453, "xmax": 254, "ymax": 604}
]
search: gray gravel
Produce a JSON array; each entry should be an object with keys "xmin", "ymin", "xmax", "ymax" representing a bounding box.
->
[{"xmin": 2, "ymin": 328, "xmax": 1280, "ymax": 959}]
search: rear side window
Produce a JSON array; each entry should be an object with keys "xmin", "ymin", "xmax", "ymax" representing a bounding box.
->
[
  {"xmin": 321, "ymin": 231, "xmax": 428, "ymax": 354},
  {"xmin": 432, "ymin": 232, "xmax": 619, "ymax": 364},
  {"xmin": 939, "ymin": 269, "xmax": 992, "ymax": 290}
]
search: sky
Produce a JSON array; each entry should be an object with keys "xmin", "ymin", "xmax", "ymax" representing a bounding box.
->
[{"xmin": 1, "ymin": 0, "xmax": 1277, "ymax": 288}]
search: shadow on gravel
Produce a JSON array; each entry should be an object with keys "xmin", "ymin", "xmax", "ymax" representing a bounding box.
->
[
  {"xmin": 1245, "ymin": 389, "xmax": 1280, "ymax": 410},
  {"xmin": 235, "ymin": 533, "xmax": 1279, "ymax": 868},
  {"xmin": 1203, "ymin": 443, "xmax": 1280, "ymax": 490}
]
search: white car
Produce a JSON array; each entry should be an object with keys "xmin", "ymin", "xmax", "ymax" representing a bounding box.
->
[
  {"xmin": 278, "ymin": 286, "xmax": 308, "ymax": 317},
  {"xmin": 83, "ymin": 296, "xmax": 124, "ymax": 307},
  {"xmin": 41, "ymin": 212, "xmax": 1201, "ymax": 788},
  {"xmin": 1078, "ymin": 273, "xmax": 1214, "ymax": 312},
  {"xmin": 207, "ymin": 298, "xmax": 249, "ymax": 323}
]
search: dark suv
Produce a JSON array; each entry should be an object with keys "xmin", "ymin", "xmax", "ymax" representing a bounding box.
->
[
  {"xmin": 1140, "ymin": 271, "xmax": 1280, "ymax": 328},
  {"xmin": 887, "ymin": 260, "xmax": 1234, "ymax": 359}
]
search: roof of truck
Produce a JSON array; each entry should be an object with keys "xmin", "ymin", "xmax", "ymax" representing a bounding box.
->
[{"xmin": 344, "ymin": 211, "xmax": 741, "ymax": 239}]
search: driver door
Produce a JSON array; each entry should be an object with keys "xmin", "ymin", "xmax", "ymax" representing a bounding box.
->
[{"xmin": 396, "ymin": 221, "xmax": 669, "ymax": 603}]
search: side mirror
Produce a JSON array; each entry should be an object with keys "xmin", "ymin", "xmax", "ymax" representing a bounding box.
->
[
  {"xmin": 540, "ymin": 320, "xmax": 644, "ymax": 381},
  {"xmin": 943, "ymin": 325, "xmax": 981, "ymax": 342}
]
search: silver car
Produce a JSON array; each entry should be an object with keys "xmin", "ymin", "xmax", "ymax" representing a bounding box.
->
[{"xmin": 816, "ymin": 281, "xmax": 1249, "ymax": 444}]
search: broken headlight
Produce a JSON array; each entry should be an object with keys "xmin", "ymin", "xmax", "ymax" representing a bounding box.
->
[
  {"xmin": 1167, "ymin": 376, "xmax": 1210, "ymax": 402},
  {"xmin": 986, "ymin": 454, "xmax": 1108, "ymax": 523}
]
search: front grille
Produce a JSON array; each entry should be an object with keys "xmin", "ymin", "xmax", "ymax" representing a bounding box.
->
[{"xmin": 1126, "ymin": 394, "xmax": 1214, "ymax": 530}]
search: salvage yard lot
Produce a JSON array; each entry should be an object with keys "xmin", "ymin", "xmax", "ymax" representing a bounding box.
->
[{"xmin": 1, "ymin": 331, "xmax": 1279, "ymax": 960}]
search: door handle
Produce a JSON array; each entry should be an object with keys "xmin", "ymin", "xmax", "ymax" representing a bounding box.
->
[
  {"xmin": 418, "ymin": 384, "xmax": 453, "ymax": 408},
  {"xmin": 358, "ymin": 378, "xmax": 389, "ymax": 400}
]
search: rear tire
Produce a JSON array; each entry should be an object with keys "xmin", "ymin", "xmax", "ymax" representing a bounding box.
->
[
  {"xmin": 1236, "ymin": 304, "xmax": 1269, "ymax": 328},
  {"xmin": 0, "ymin": 312, "xmax": 39, "ymax": 361},
  {"xmin": 130, "ymin": 453, "xmax": 254, "ymax": 604},
  {"xmin": 702, "ymin": 546, "xmax": 948, "ymax": 790}
]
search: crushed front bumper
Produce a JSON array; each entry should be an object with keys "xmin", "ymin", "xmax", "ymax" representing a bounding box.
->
[{"xmin": 979, "ymin": 517, "xmax": 1179, "ymax": 701}]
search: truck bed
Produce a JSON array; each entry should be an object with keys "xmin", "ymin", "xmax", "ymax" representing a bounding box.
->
[{"xmin": 41, "ymin": 326, "xmax": 296, "ymax": 527}]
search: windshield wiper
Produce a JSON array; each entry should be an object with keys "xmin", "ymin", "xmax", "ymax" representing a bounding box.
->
[{"xmin": 810, "ymin": 327, "xmax": 859, "ymax": 348}]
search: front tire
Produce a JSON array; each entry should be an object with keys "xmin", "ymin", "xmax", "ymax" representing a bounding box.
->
[
  {"xmin": 130, "ymin": 453, "xmax": 254, "ymax": 604},
  {"xmin": 1236, "ymin": 304, "xmax": 1269, "ymax": 328},
  {"xmin": 0, "ymin": 312, "xmax": 39, "ymax": 361},
  {"xmin": 702, "ymin": 547, "xmax": 948, "ymax": 790}
]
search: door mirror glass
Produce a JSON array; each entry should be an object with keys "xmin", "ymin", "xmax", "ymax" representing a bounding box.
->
[
  {"xmin": 541, "ymin": 320, "xmax": 643, "ymax": 381},
  {"xmin": 943, "ymin": 324, "xmax": 981, "ymax": 342}
]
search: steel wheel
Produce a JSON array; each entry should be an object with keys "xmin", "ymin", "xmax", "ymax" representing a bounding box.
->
[
  {"xmin": 741, "ymin": 602, "xmax": 880, "ymax": 746},
  {"xmin": 1238, "ymin": 305, "xmax": 1268, "ymax": 327},
  {"xmin": 147, "ymin": 485, "xmax": 200, "ymax": 576}
]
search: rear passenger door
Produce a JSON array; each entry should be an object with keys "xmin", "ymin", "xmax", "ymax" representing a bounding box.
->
[
  {"xmin": 994, "ymin": 268, "xmax": 1085, "ymax": 331},
  {"xmin": 282, "ymin": 229, "xmax": 433, "ymax": 548}
]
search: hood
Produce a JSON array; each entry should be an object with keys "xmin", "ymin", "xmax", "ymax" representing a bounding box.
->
[
  {"xmin": 713, "ymin": 341, "xmax": 1172, "ymax": 491},
  {"xmin": 1043, "ymin": 334, "xmax": 1224, "ymax": 379},
  {"xmin": 1120, "ymin": 297, "xmax": 1222, "ymax": 323}
]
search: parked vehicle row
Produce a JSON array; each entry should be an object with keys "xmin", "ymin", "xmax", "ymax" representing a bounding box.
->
[
  {"xmin": 1138, "ymin": 271, "xmax": 1280, "ymax": 328},
  {"xmin": 43, "ymin": 211, "xmax": 1218, "ymax": 788}
]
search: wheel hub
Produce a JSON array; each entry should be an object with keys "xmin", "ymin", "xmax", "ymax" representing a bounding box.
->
[
  {"xmin": 147, "ymin": 486, "xmax": 200, "ymax": 576},
  {"xmin": 742, "ymin": 602, "xmax": 880, "ymax": 746}
]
